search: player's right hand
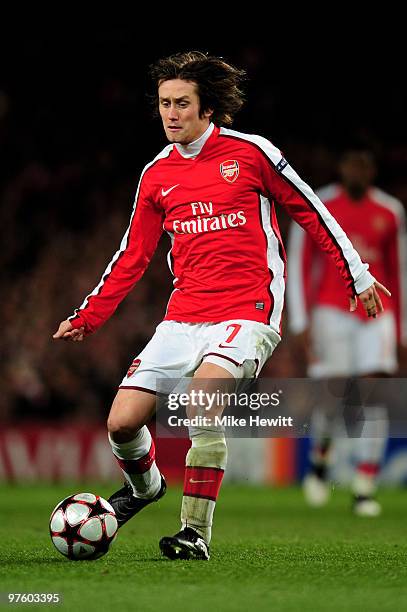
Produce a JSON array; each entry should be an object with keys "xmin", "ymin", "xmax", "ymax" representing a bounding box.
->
[
  {"xmin": 350, "ymin": 280, "xmax": 391, "ymax": 318},
  {"xmin": 53, "ymin": 319, "xmax": 85, "ymax": 342}
]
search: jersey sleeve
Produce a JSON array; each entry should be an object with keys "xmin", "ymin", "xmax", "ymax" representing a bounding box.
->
[
  {"xmin": 384, "ymin": 204, "xmax": 407, "ymax": 345},
  {"xmin": 254, "ymin": 141, "xmax": 375, "ymax": 297},
  {"xmin": 68, "ymin": 171, "xmax": 164, "ymax": 334},
  {"xmin": 287, "ymin": 222, "xmax": 317, "ymax": 333}
]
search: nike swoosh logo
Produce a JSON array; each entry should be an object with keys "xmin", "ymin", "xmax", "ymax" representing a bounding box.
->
[
  {"xmin": 189, "ymin": 478, "xmax": 215, "ymax": 484},
  {"xmin": 161, "ymin": 184, "xmax": 179, "ymax": 197},
  {"xmin": 218, "ymin": 343, "xmax": 237, "ymax": 349}
]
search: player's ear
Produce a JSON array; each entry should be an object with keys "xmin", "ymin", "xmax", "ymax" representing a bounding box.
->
[{"xmin": 204, "ymin": 108, "xmax": 214, "ymax": 120}]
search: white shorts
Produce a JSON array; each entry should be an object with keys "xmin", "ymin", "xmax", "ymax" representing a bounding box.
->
[
  {"xmin": 309, "ymin": 307, "xmax": 397, "ymax": 377},
  {"xmin": 120, "ymin": 319, "xmax": 281, "ymax": 393}
]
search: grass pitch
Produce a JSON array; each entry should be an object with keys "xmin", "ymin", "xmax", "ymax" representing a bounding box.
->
[{"xmin": 1, "ymin": 483, "xmax": 406, "ymax": 611}]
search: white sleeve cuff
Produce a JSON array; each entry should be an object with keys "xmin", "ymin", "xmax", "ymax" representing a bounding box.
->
[{"xmin": 354, "ymin": 269, "xmax": 376, "ymax": 295}]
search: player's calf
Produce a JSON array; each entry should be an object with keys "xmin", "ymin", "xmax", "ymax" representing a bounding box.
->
[
  {"xmin": 107, "ymin": 389, "xmax": 165, "ymax": 526},
  {"xmin": 159, "ymin": 426, "xmax": 227, "ymax": 560},
  {"xmin": 180, "ymin": 430, "xmax": 227, "ymax": 544}
]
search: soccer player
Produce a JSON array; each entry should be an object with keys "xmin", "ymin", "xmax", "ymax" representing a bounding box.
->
[
  {"xmin": 287, "ymin": 149, "xmax": 406, "ymax": 516},
  {"xmin": 53, "ymin": 52, "xmax": 390, "ymax": 559}
]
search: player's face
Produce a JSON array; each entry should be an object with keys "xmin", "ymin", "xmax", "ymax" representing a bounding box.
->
[
  {"xmin": 158, "ymin": 79, "xmax": 213, "ymax": 145},
  {"xmin": 339, "ymin": 152, "xmax": 376, "ymax": 200}
]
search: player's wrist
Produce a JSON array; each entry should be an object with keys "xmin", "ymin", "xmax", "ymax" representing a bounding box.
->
[
  {"xmin": 355, "ymin": 271, "xmax": 376, "ymax": 296},
  {"xmin": 69, "ymin": 315, "xmax": 87, "ymax": 333}
]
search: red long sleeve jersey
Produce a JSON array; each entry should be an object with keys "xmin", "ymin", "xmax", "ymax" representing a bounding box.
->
[
  {"xmin": 287, "ymin": 184, "xmax": 407, "ymax": 342},
  {"xmin": 69, "ymin": 125, "xmax": 375, "ymax": 336}
]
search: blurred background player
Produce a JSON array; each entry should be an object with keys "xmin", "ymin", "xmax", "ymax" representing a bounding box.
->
[{"xmin": 287, "ymin": 149, "xmax": 407, "ymax": 516}]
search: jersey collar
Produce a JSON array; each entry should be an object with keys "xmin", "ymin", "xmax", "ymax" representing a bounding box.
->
[{"xmin": 174, "ymin": 123, "xmax": 216, "ymax": 159}]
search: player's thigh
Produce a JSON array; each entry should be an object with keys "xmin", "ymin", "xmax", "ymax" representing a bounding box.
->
[
  {"xmin": 107, "ymin": 388, "xmax": 157, "ymax": 436},
  {"xmin": 120, "ymin": 321, "xmax": 196, "ymax": 393},
  {"xmin": 184, "ymin": 361, "xmax": 236, "ymax": 420},
  {"xmin": 202, "ymin": 319, "xmax": 281, "ymax": 381},
  {"xmin": 309, "ymin": 307, "xmax": 354, "ymax": 377},
  {"xmin": 194, "ymin": 361, "xmax": 235, "ymax": 380},
  {"xmin": 188, "ymin": 321, "xmax": 280, "ymax": 418},
  {"xmin": 354, "ymin": 312, "xmax": 397, "ymax": 375}
]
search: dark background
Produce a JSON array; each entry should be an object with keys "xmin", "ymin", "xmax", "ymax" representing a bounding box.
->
[{"xmin": 1, "ymin": 27, "xmax": 405, "ymax": 422}]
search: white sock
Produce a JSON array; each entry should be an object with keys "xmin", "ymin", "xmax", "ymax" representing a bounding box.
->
[
  {"xmin": 181, "ymin": 428, "xmax": 227, "ymax": 544},
  {"xmin": 108, "ymin": 426, "xmax": 161, "ymax": 499}
]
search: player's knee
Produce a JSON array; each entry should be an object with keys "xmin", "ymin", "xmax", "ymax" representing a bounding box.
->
[
  {"xmin": 106, "ymin": 404, "xmax": 140, "ymax": 441},
  {"xmin": 106, "ymin": 416, "xmax": 138, "ymax": 442},
  {"xmin": 107, "ymin": 389, "xmax": 156, "ymax": 440}
]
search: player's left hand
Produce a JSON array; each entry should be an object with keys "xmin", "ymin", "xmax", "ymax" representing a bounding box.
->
[{"xmin": 349, "ymin": 281, "xmax": 391, "ymax": 318}]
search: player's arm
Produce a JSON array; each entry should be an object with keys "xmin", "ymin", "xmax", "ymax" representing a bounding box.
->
[
  {"xmin": 286, "ymin": 222, "xmax": 317, "ymax": 367},
  {"xmin": 255, "ymin": 143, "xmax": 390, "ymax": 318},
  {"xmin": 384, "ymin": 201, "xmax": 407, "ymax": 348},
  {"xmin": 53, "ymin": 171, "xmax": 163, "ymax": 342},
  {"xmin": 287, "ymin": 222, "xmax": 316, "ymax": 335}
]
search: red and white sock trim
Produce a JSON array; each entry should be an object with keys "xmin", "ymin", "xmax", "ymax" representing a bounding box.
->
[
  {"xmin": 183, "ymin": 466, "xmax": 224, "ymax": 502},
  {"xmin": 115, "ymin": 440, "xmax": 156, "ymax": 474},
  {"xmin": 356, "ymin": 462, "xmax": 380, "ymax": 477}
]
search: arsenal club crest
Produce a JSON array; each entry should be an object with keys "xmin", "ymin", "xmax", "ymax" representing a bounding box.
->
[
  {"xmin": 126, "ymin": 358, "xmax": 141, "ymax": 378},
  {"xmin": 220, "ymin": 160, "xmax": 239, "ymax": 183}
]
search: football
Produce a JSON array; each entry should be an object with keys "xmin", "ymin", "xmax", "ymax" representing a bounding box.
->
[{"xmin": 49, "ymin": 493, "xmax": 118, "ymax": 560}]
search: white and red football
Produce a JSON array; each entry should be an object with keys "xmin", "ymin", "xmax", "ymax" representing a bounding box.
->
[{"xmin": 49, "ymin": 493, "xmax": 118, "ymax": 560}]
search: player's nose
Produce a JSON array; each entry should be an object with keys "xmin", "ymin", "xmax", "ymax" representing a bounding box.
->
[{"xmin": 168, "ymin": 104, "xmax": 179, "ymax": 121}]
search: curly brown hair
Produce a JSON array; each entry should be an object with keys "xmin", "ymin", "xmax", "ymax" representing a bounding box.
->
[{"xmin": 149, "ymin": 51, "xmax": 246, "ymax": 127}]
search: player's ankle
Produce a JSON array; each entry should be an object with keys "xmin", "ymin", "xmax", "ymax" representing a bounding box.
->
[{"xmin": 182, "ymin": 522, "xmax": 210, "ymax": 544}]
